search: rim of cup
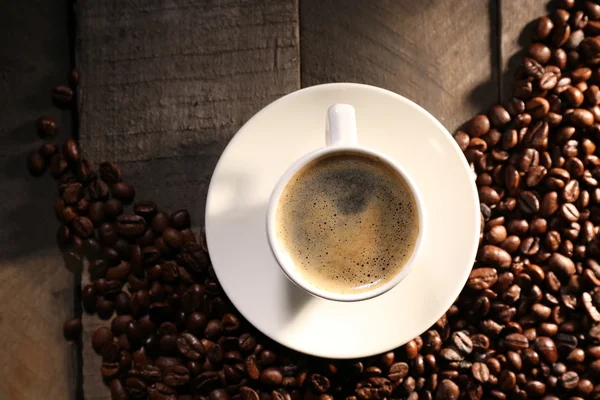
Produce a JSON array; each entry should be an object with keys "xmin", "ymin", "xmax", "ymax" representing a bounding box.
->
[{"xmin": 266, "ymin": 144, "xmax": 426, "ymax": 302}]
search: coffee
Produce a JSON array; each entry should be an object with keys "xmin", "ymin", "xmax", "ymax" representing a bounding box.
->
[{"xmin": 275, "ymin": 152, "xmax": 419, "ymax": 294}]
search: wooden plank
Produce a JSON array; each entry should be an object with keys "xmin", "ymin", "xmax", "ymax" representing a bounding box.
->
[
  {"xmin": 0, "ymin": 1, "xmax": 78, "ymax": 400},
  {"xmin": 500, "ymin": 0, "xmax": 552, "ymax": 101},
  {"xmin": 76, "ymin": 0, "xmax": 300, "ymax": 398},
  {"xmin": 300, "ymin": 0, "xmax": 499, "ymax": 133}
]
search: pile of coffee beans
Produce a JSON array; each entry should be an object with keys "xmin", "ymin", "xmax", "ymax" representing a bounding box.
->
[{"xmin": 27, "ymin": 1, "xmax": 600, "ymax": 399}]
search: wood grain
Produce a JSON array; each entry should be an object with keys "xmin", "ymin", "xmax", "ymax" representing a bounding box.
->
[
  {"xmin": 300, "ymin": 0, "xmax": 500, "ymax": 133},
  {"xmin": 0, "ymin": 1, "xmax": 78, "ymax": 399},
  {"xmin": 500, "ymin": 0, "xmax": 552, "ymax": 100},
  {"xmin": 76, "ymin": 0, "xmax": 300, "ymax": 398},
  {"xmin": 76, "ymin": 0, "xmax": 300, "ymax": 221}
]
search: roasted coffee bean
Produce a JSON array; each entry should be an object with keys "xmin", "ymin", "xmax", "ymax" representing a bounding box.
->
[
  {"xmin": 72, "ymin": 216, "xmax": 94, "ymax": 238},
  {"xmin": 51, "ymin": 85, "xmax": 73, "ymax": 108},
  {"xmin": 519, "ymin": 191, "xmax": 540, "ymax": 214},
  {"xmin": 467, "ymin": 268, "xmax": 498, "ymax": 290},
  {"xmin": 85, "ymin": 202, "xmax": 104, "ymax": 226},
  {"xmin": 134, "ymin": 200, "xmax": 158, "ymax": 219},
  {"xmin": 87, "ymin": 180, "xmax": 109, "ymax": 201},
  {"xmin": 60, "ymin": 139, "xmax": 79, "ymax": 163},
  {"xmin": 471, "ymin": 362, "xmax": 489, "ymax": 383},
  {"xmin": 162, "ymin": 228, "xmax": 184, "ymax": 249},
  {"xmin": 435, "ymin": 379, "xmax": 459, "ymax": 400},
  {"xmin": 169, "ymin": 209, "xmax": 191, "ymax": 230},
  {"xmin": 96, "ymin": 296, "xmax": 114, "ymax": 319},
  {"xmin": 92, "ymin": 327, "xmax": 114, "ymax": 354},
  {"xmin": 36, "ymin": 116, "xmax": 57, "ymax": 139},
  {"xmin": 99, "ymin": 162, "xmax": 122, "ymax": 184},
  {"xmin": 466, "ymin": 115, "xmax": 490, "ymax": 137},
  {"xmin": 152, "ymin": 211, "xmax": 171, "ymax": 234},
  {"xmin": 260, "ymin": 368, "xmax": 283, "ymax": 386},
  {"xmin": 549, "ymin": 252, "xmax": 576, "ymax": 277},
  {"xmin": 49, "ymin": 153, "xmax": 67, "ymax": 178},
  {"xmin": 504, "ymin": 333, "xmax": 529, "ymax": 351},
  {"xmin": 147, "ymin": 383, "xmax": 176, "ymax": 399},
  {"xmin": 63, "ymin": 318, "xmax": 82, "ymax": 341},
  {"xmin": 177, "ymin": 332, "xmax": 205, "ymax": 361},
  {"xmin": 116, "ymin": 214, "xmax": 147, "ymax": 237},
  {"xmin": 102, "ymin": 198, "xmax": 123, "ymax": 220},
  {"xmin": 109, "ymin": 379, "xmax": 128, "ymax": 400},
  {"xmin": 111, "ymin": 182, "xmax": 136, "ymax": 204},
  {"xmin": 27, "ymin": 150, "xmax": 47, "ymax": 177},
  {"xmin": 39, "ymin": 143, "xmax": 59, "ymax": 161}
]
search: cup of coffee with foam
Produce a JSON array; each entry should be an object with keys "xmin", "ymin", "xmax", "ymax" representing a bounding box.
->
[{"xmin": 267, "ymin": 104, "xmax": 425, "ymax": 302}]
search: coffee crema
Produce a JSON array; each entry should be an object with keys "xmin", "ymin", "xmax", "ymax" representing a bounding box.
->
[{"xmin": 275, "ymin": 152, "xmax": 419, "ymax": 294}]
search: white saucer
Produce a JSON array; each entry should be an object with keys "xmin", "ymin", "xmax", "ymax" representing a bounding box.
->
[{"xmin": 205, "ymin": 83, "xmax": 479, "ymax": 359}]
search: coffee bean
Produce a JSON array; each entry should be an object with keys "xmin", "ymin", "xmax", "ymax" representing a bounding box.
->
[
  {"xmin": 526, "ymin": 165, "xmax": 547, "ymax": 187},
  {"xmin": 549, "ymin": 252, "xmax": 576, "ymax": 277},
  {"xmin": 505, "ymin": 333, "xmax": 529, "ymax": 351},
  {"xmin": 569, "ymin": 108, "xmax": 595, "ymax": 127},
  {"xmin": 552, "ymin": 22, "xmax": 571, "ymax": 47},
  {"xmin": 583, "ymin": 292, "xmax": 600, "ymax": 322},
  {"xmin": 61, "ymin": 139, "xmax": 79, "ymax": 163},
  {"xmin": 36, "ymin": 116, "xmax": 57, "ymax": 139},
  {"xmin": 92, "ymin": 327, "xmax": 114, "ymax": 354},
  {"xmin": 535, "ymin": 16, "xmax": 554, "ymax": 40},
  {"xmin": 518, "ymin": 191, "xmax": 540, "ymax": 214},
  {"xmin": 178, "ymin": 243, "xmax": 210, "ymax": 275},
  {"xmin": 260, "ymin": 368, "xmax": 283, "ymax": 386},
  {"xmin": 39, "ymin": 143, "xmax": 59, "ymax": 161},
  {"xmin": 27, "ymin": 151, "xmax": 47, "ymax": 177},
  {"xmin": 559, "ymin": 203, "xmax": 579, "ymax": 222},
  {"xmin": 63, "ymin": 318, "xmax": 82, "ymax": 341},
  {"xmin": 111, "ymin": 182, "xmax": 136, "ymax": 204},
  {"xmin": 524, "ymin": 57, "xmax": 545, "ymax": 79},
  {"xmin": 72, "ymin": 216, "xmax": 94, "ymax": 238},
  {"xmin": 161, "ymin": 227, "xmax": 183, "ymax": 250},
  {"xmin": 168, "ymin": 209, "xmax": 191, "ymax": 230},
  {"xmin": 147, "ymin": 383, "xmax": 177, "ymax": 400},
  {"xmin": 152, "ymin": 211, "xmax": 171, "ymax": 234},
  {"xmin": 471, "ymin": 362, "xmax": 489, "ymax": 383},
  {"xmin": 477, "ymin": 245, "xmax": 511, "ymax": 268},
  {"xmin": 51, "ymin": 85, "xmax": 73, "ymax": 108},
  {"xmin": 528, "ymin": 43, "xmax": 551, "ymax": 64},
  {"xmin": 99, "ymin": 161, "xmax": 122, "ymax": 184},
  {"xmin": 61, "ymin": 182, "xmax": 83, "ymax": 205},
  {"xmin": 563, "ymin": 179, "xmax": 580, "ymax": 202},
  {"xmin": 539, "ymin": 71, "xmax": 558, "ymax": 90},
  {"xmin": 87, "ymin": 180, "xmax": 110, "ymax": 201},
  {"xmin": 177, "ymin": 332, "xmax": 205, "ymax": 361},
  {"xmin": 102, "ymin": 198, "xmax": 123, "ymax": 220},
  {"xmin": 466, "ymin": 115, "xmax": 490, "ymax": 137},
  {"xmin": 309, "ymin": 374, "xmax": 330, "ymax": 394},
  {"xmin": 116, "ymin": 214, "xmax": 147, "ymax": 237},
  {"xmin": 134, "ymin": 201, "xmax": 158, "ymax": 220},
  {"xmin": 98, "ymin": 222, "xmax": 118, "ymax": 246},
  {"xmin": 435, "ymin": 379, "xmax": 459, "ymax": 400},
  {"xmin": 467, "ymin": 268, "xmax": 498, "ymax": 290},
  {"xmin": 489, "ymin": 105, "xmax": 511, "ymax": 127},
  {"xmin": 109, "ymin": 379, "xmax": 128, "ymax": 400}
]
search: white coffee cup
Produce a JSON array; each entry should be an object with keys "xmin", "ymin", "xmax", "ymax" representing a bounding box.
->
[{"xmin": 266, "ymin": 104, "xmax": 426, "ymax": 302}]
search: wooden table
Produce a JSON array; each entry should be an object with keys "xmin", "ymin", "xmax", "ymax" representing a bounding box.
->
[{"xmin": 0, "ymin": 1, "xmax": 551, "ymax": 398}]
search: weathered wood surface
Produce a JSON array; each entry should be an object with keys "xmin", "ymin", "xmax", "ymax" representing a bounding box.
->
[
  {"xmin": 300, "ymin": 0, "xmax": 500, "ymax": 133},
  {"xmin": 500, "ymin": 0, "xmax": 552, "ymax": 101},
  {"xmin": 0, "ymin": 0, "xmax": 559, "ymax": 398},
  {"xmin": 0, "ymin": 1, "xmax": 78, "ymax": 400},
  {"xmin": 76, "ymin": 0, "xmax": 300, "ymax": 398}
]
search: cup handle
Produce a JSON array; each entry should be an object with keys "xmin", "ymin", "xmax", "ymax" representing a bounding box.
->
[{"xmin": 326, "ymin": 104, "xmax": 358, "ymax": 146}]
